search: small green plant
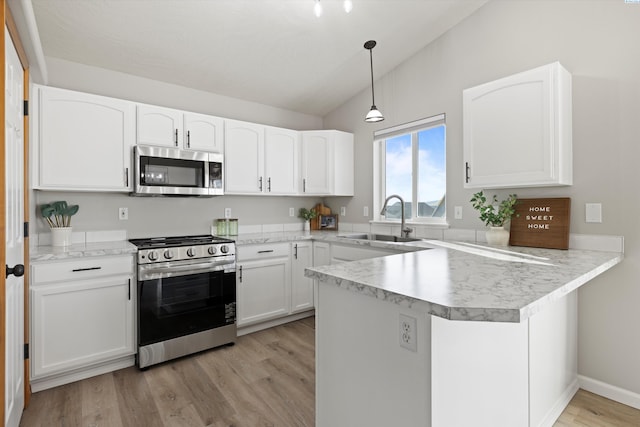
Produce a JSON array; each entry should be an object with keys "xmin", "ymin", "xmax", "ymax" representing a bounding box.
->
[
  {"xmin": 470, "ymin": 191, "xmax": 518, "ymax": 227},
  {"xmin": 40, "ymin": 201, "xmax": 79, "ymax": 228},
  {"xmin": 298, "ymin": 207, "xmax": 318, "ymax": 221}
]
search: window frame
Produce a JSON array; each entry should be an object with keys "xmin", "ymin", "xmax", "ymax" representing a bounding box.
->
[{"xmin": 373, "ymin": 114, "xmax": 447, "ymax": 226}]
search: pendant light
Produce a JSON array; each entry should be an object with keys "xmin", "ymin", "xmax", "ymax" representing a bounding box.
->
[{"xmin": 364, "ymin": 40, "xmax": 384, "ymax": 123}]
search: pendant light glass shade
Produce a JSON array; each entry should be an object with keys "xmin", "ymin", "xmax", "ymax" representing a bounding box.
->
[
  {"xmin": 364, "ymin": 40, "xmax": 384, "ymax": 123},
  {"xmin": 365, "ymin": 106, "xmax": 384, "ymax": 122}
]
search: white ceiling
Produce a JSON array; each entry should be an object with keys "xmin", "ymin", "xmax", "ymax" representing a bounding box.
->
[{"xmin": 31, "ymin": 0, "xmax": 487, "ymax": 116}]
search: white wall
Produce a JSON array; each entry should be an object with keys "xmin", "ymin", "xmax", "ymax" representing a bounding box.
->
[
  {"xmin": 324, "ymin": 0, "xmax": 640, "ymax": 398},
  {"xmin": 30, "ymin": 58, "xmax": 329, "ymax": 237}
]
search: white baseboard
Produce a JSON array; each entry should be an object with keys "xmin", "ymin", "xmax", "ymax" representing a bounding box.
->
[
  {"xmin": 237, "ymin": 310, "xmax": 314, "ymax": 336},
  {"xmin": 579, "ymin": 375, "xmax": 640, "ymax": 410},
  {"xmin": 538, "ymin": 379, "xmax": 579, "ymax": 427}
]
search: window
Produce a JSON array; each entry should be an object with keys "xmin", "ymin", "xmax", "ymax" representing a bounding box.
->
[{"xmin": 374, "ymin": 114, "xmax": 446, "ymax": 224}]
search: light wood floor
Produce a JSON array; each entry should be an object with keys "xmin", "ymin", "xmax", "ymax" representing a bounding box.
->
[{"xmin": 19, "ymin": 317, "xmax": 640, "ymax": 427}]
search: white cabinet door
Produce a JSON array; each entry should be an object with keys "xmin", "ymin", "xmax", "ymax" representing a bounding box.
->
[
  {"xmin": 301, "ymin": 131, "xmax": 331, "ymax": 194},
  {"xmin": 237, "ymin": 256, "xmax": 291, "ymax": 326},
  {"xmin": 225, "ymin": 119, "xmax": 265, "ymax": 194},
  {"xmin": 31, "ymin": 275, "xmax": 134, "ymax": 378},
  {"xmin": 184, "ymin": 112, "xmax": 224, "ymax": 153},
  {"xmin": 136, "ymin": 104, "xmax": 183, "ymax": 148},
  {"xmin": 463, "ymin": 62, "xmax": 572, "ymax": 189},
  {"xmin": 264, "ymin": 126, "xmax": 298, "ymax": 194},
  {"xmin": 291, "ymin": 241, "xmax": 314, "ymax": 313},
  {"xmin": 35, "ymin": 85, "xmax": 135, "ymax": 191},
  {"xmin": 313, "ymin": 241, "xmax": 331, "ymax": 266},
  {"xmin": 300, "ymin": 130, "xmax": 354, "ymax": 196}
]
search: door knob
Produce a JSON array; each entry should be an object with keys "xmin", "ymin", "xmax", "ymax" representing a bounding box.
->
[{"xmin": 5, "ymin": 264, "xmax": 24, "ymax": 279}]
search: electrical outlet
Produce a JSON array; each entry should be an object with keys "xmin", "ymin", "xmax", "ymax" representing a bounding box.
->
[
  {"xmin": 289, "ymin": 207, "xmax": 295, "ymax": 217},
  {"xmin": 399, "ymin": 314, "xmax": 417, "ymax": 352},
  {"xmin": 340, "ymin": 206, "xmax": 346, "ymax": 216},
  {"xmin": 118, "ymin": 207, "xmax": 128, "ymax": 220},
  {"xmin": 363, "ymin": 206, "xmax": 369, "ymax": 217},
  {"xmin": 454, "ymin": 206, "xmax": 463, "ymax": 220},
  {"xmin": 585, "ymin": 203, "xmax": 602, "ymax": 223},
  {"xmin": 224, "ymin": 208, "xmax": 231, "ymax": 218}
]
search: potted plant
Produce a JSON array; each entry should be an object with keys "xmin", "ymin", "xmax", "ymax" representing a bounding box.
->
[
  {"xmin": 298, "ymin": 207, "xmax": 318, "ymax": 232},
  {"xmin": 40, "ymin": 201, "xmax": 79, "ymax": 246},
  {"xmin": 470, "ymin": 191, "xmax": 518, "ymax": 246}
]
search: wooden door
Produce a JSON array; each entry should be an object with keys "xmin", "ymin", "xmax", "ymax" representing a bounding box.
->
[{"xmin": 2, "ymin": 4, "xmax": 29, "ymax": 425}]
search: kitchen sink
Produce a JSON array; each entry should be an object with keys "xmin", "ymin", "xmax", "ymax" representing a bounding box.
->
[{"xmin": 339, "ymin": 233, "xmax": 422, "ymax": 243}]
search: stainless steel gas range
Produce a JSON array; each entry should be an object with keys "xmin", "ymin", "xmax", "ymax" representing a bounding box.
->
[{"xmin": 129, "ymin": 235, "xmax": 236, "ymax": 368}]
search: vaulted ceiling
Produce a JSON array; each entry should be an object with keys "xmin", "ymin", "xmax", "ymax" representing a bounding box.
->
[{"xmin": 31, "ymin": 0, "xmax": 487, "ymax": 116}]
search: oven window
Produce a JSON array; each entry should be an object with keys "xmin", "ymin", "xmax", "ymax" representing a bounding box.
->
[
  {"xmin": 140, "ymin": 156, "xmax": 204, "ymax": 187},
  {"xmin": 138, "ymin": 270, "xmax": 236, "ymax": 345}
]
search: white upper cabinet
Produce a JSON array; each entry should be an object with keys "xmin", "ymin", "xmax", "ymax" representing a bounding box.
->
[
  {"xmin": 137, "ymin": 104, "xmax": 223, "ymax": 152},
  {"xmin": 264, "ymin": 126, "xmax": 298, "ymax": 194},
  {"xmin": 224, "ymin": 119, "xmax": 265, "ymax": 194},
  {"xmin": 184, "ymin": 112, "xmax": 224, "ymax": 152},
  {"xmin": 225, "ymin": 121, "xmax": 299, "ymax": 195},
  {"xmin": 34, "ymin": 85, "xmax": 135, "ymax": 192},
  {"xmin": 463, "ymin": 62, "xmax": 572, "ymax": 189},
  {"xmin": 300, "ymin": 130, "xmax": 354, "ymax": 196}
]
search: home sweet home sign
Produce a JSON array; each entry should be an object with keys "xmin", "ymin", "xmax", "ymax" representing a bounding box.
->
[{"xmin": 509, "ymin": 198, "xmax": 571, "ymax": 249}]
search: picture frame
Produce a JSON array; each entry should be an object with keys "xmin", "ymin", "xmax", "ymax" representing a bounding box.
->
[{"xmin": 319, "ymin": 214, "xmax": 338, "ymax": 230}]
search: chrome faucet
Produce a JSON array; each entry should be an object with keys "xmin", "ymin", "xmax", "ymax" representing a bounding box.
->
[{"xmin": 380, "ymin": 194, "xmax": 413, "ymax": 238}]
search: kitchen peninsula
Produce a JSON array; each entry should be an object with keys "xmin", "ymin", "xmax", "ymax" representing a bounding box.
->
[{"xmin": 305, "ymin": 240, "xmax": 622, "ymax": 427}]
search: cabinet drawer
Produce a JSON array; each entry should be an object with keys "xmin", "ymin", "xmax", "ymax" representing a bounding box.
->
[
  {"xmin": 32, "ymin": 256, "xmax": 133, "ymax": 284},
  {"xmin": 237, "ymin": 243, "xmax": 290, "ymax": 261}
]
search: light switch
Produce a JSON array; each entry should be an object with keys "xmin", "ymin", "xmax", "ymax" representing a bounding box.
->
[
  {"xmin": 454, "ymin": 206, "xmax": 463, "ymax": 220},
  {"xmin": 585, "ymin": 203, "xmax": 602, "ymax": 223}
]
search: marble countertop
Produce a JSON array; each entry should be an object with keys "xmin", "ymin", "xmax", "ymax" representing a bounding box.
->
[
  {"xmin": 305, "ymin": 239, "xmax": 623, "ymax": 323},
  {"xmin": 30, "ymin": 240, "xmax": 138, "ymax": 263}
]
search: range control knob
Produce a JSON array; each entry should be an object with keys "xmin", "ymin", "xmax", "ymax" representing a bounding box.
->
[
  {"xmin": 207, "ymin": 246, "xmax": 217, "ymax": 255},
  {"xmin": 164, "ymin": 249, "xmax": 174, "ymax": 260},
  {"xmin": 186, "ymin": 247, "xmax": 196, "ymax": 257},
  {"xmin": 220, "ymin": 245, "xmax": 229, "ymax": 254},
  {"xmin": 147, "ymin": 251, "xmax": 158, "ymax": 261}
]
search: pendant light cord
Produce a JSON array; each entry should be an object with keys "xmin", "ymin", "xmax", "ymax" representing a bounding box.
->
[{"xmin": 369, "ymin": 48, "xmax": 376, "ymax": 105}]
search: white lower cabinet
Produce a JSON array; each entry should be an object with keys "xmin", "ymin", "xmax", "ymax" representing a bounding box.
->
[
  {"xmin": 236, "ymin": 243, "xmax": 291, "ymax": 326},
  {"xmin": 291, "ymin": 241, "xmax": 314, "ymax": 313},
  {"xmin": 30, "ymin": 255, "xmax": 135, "ymax": 390},
  {"xmin": 237, "ymin": 241, "xmax": 321, "ymax": 329}
]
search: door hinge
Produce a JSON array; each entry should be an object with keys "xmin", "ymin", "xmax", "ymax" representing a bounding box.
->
[
  {"xmin": 23, "ymin": 100, "xmax": 28, "ymax": 116},
  {"xmin": 24, "ymin": 343, "xmax": 29, "ymax": 360},
  {"xmin": 23, "ymin": 222, "xmax": 29, "ymax": 238}
]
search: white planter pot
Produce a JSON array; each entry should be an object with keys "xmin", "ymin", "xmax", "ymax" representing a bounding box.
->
[
  {"xmin": 51, "ymin": 227, "xmax": 72, "ymax": 247},
  {"xmin": 486, "ymin": 226, "xmax": 509, "ymax": 246},
  {"xmin": 303, "ymin": 220, "xmax": 311, "ymax": 232}
]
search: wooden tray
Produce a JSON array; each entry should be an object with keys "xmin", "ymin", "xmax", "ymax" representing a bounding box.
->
[{"xmin": 509, "ymin": 198, "xmax": 571, "ymax": 249}]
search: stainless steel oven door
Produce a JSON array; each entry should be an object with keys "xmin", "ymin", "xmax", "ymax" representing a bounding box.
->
[{"xmin": 137, "ymin": 258, "xmax": 236, "ymax": 347}]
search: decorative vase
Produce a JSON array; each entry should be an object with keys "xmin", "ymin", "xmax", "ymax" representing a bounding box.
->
[
  {"xmin": 304, "ymin": 220, "xmax": 311, "ymax": 232},
  {"xmin": 486, "ymin": 226, "xmax": 509, "ymax": 246},
  {"xmin": 51, "ymin": 227, "xmax": 72, "ymax": 247}
]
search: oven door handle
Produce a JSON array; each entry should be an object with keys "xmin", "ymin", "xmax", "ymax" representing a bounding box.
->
[{"xmin": 139, "ymin": 260, "xmax": 234, "ymax": 280}]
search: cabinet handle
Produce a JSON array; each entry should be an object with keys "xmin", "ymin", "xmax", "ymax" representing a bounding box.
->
[
  {"xmin": 259, "ymin": 177, "xmax": 263, "ymax": 191},
  {"xmin": 71, "ymin": 266, "xmax": 102, "ymax": 272},
  {"xmin": 187, "ymin": 130, "xmax": 190, "ymax": 148},
  {"xmin": 239, "ymin": 265, "xmax": 243, "ymax": 283},
  {"xmin": 465, "ymin": 162, "xmax": 470, "ymax": 183},
  {"xmin": 125, "ymin": 167, "xmax": 129, "ymax": 187},
  {"xmin": 175, "ymin": 129, "xmax": 179, "ymax": 147},
  {"xmin": 303, "ymin": 178, "xmax": 306, "ymax": 193},
  {"xmin": 128, "ymin": 278, "xmax": 131, "ymax": 301},
  {"xmin": 267, "ymin": 177, "xmax": 271, "ymax": 192},
  {"xmin": 257, "ymin": 250, "xmax": 274, "ymax": 254},
  {"xmin": 294, "ymin": 244, "xmax": 298, "ymax": 259}
]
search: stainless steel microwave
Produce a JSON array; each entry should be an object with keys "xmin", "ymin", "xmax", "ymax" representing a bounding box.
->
[{"xmin": 133, "ymin": 145, "xmax": 223, "ymax": 196}]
